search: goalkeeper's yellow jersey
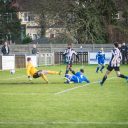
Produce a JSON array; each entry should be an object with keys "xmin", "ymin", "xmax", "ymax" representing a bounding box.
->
[{"xmin": 26, "ymin": 61, "xmax": 38, "ymax": 76}]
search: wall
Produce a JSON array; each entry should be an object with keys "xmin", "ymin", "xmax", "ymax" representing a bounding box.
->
[{"xmin": 0, "ymin": 43, "xmax": 114, "ymax": 54}]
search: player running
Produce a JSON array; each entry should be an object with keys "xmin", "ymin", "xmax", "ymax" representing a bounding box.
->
[
  {"xmin": 96, "ymin": 48, "xmax": 105, "ymax": 73},
  {"xmin": 100, "ymin": 42, "xmax": 128, "ymax": 86},
  {"xmin": 63, "ymin": 43, "xmax": 79, "ymax": 76},
  {"xmin": 26, "ymin": 57, "xmax": 61, "ymax": 83},
  {"xmin": 64, "ymin": 69, "xmax": 90, "ymax": 84}
]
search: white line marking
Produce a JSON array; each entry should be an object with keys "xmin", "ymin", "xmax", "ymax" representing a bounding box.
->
[
  {"xmin": 0, "ymin": 75, "xmax": 26, "ymax": 81},
  {"xmin": 0, "ymin": 121, "xmax": 128, "ymax": 125},
  {"xmin": 55, "ymin": 77, "xmax": 117, "ymax": 95},
  {"xmin": 0, "ymin": 92, "xmax": 44, "ymax": 95}
]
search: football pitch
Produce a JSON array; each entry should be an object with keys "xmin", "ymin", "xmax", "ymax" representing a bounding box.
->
[{"xmin": 0, "ymin": 64, "xmax": 128, "ymax": 128}]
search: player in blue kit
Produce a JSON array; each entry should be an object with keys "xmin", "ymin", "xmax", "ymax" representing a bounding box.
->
[
  {"xmin": 96, "ymin": 48, "xmax": 105, "ymax": 73},
  {"xmin": 64, "ymin": 69, "xmax": 90, "ymax": 84}
]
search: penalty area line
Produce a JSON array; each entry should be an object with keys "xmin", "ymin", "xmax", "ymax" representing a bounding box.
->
[{"xmin": 54, "ymin": 77, "xmax": 117, "ymax": 95}]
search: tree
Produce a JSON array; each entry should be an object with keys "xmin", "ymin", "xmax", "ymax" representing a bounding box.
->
[
  {"xmin": 18, "ymin": 0, "xmax": 128, "ymax": 44},
  {"xmin": 0, "ymin": 0, "xmax": 21, "ymax": 43}
]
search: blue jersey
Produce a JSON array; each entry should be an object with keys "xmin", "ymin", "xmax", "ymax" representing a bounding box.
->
[
  {"xmin": 96, "ymin": 51, "xmax": 105, "ymax": 64},
  {"xmin": 65, "ymin": 72, "xmax": 90, "ymax": 83}
]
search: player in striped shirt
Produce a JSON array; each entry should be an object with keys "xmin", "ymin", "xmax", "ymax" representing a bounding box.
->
[
  {"xmin": 63, "ymin": 43, "xmax": 79, "ymax": 76},
  {"xmin": 100, "ymin": 42, "xmax": 128, "ymax": 85}
]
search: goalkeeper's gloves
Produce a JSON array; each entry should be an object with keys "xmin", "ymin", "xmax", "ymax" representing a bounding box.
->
[{"xmin": 28, "ymin": 76, "xmax": 32, "ymax": 81}]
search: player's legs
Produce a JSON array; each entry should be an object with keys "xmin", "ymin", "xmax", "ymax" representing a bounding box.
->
[
  {"xmin": 33, "ymin": 70, "xmax": 48, "ymax": 83},
  {"xmin": 84, "ymin": 76, "xmax": 90, "ymax": 83},
  {"xmin": 100, "ymin": 65, "xmax": 112, "ymax": 85},
  {"xmin": 41, "ymin": 74, "xmax": 48, "ymax": 83},
  {"xmin": 65, "ymin": 64, "xmax": 70, "ymax": 75},
  {"xmin": 100, "ymin": 64, "xmax": 105, "ymax": 73},
  {"xmin": 65, "ymin": 63, "xmax": 75, "ymax": 75},
  {"xmin": 115, "ymin": 68, "xmax": 128, "ymax": 79},
  {"xmin": 64, "ymin": 74, "xmax": 72, "ymax": 83},
  {"xmin": 41, "ymin": 70, "xmax": 62, "ymax": 83},
  {"xmin": 69, "ymin": 66, "xmax": 75, "ymax": 74},
  {"xmin": 96, "ymin": 64, "xmax": 100, "ymax": 73},
  {"xmin": 46, "ymin": 70, "xmax": 61, "ymax": 75}
]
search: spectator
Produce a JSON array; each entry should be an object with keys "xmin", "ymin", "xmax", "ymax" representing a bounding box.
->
[
  {"xmin": 1, "ymin": 41, "xmax": 10, "ymax": 55},
  {"xmin": 121, "ymin": 42, "xmax": 128, "ymax": 64},
  {"xmin": 32, "ymin": 44, "xmax": 39, "ymax": 55}
]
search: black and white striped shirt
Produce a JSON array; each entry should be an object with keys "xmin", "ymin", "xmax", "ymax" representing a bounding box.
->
[
  {"xmin": 63, "ymin": 48, "xmax": 78, "ymax": 63},
  {"xmin": 109, "ymin": 48, "xmax": 122, "ymax": 67}
]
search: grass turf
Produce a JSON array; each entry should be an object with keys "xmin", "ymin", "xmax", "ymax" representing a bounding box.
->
[{"xmin": 0, "ymin": 64, "xmax": 128, "ymax": 128}]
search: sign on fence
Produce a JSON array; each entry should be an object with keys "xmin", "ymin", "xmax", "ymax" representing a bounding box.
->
[
  {"xmin": 0, "ymin": 55, "xmax": 15, "ymax": 70},
  {"xmin": 88, "ymin": 52, "xmax": 112, "ymax": 64}
]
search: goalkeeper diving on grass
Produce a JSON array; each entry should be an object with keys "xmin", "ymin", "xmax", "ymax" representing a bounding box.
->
[{"xmin": 26, "ymin": 57, "xmax": 62, "ymax": 83}]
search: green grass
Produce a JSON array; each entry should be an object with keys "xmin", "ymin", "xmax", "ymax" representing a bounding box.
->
[{"xmin": 0, "ymin": 64, "xmax": 128, "ymax": 128}]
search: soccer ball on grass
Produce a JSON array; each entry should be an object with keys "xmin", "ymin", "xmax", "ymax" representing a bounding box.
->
[{"xmin": 10, "ymin": 69, "xmax": 15, "ymax": 74}]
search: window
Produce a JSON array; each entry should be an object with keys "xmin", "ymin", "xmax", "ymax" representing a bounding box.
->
[
  {"xmin": 3, "ymin": 13, "xmax": 12, "ymax": 23},
  {"xmin": 33, "ymin": 34, "xmax": 37, "ymax": 40},
  {"xmin": 23, "ymin": 12, "xmax": 35, "ymax": 22},
  {"xmin": 115, "ymin": 13, "xmax": 120, "ymax": 20}
]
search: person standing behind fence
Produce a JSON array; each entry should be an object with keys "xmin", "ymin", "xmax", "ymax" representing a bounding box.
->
[
  {"xmin": 32, "ymin": 44, "xmax": 39, "ymax": 55},
  {"xmin": 121, "ymin": 42, "xmax": 128, "ymax": 64},
  {"xmin": 63, "ymin": 43, "xmax": 79, "ymax": 76},
  {"xmin": 1, "ymin": 41, "xmax": 10, "ymax": 55}
]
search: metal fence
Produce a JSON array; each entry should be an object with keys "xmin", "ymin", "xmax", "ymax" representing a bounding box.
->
[
  {"xmin": 54, "ymin": 52, "xmax": 88, "ymax": 64},
  {"xmin": 37, "ymin": 53, "xmax": 54, "ymax": 66}
]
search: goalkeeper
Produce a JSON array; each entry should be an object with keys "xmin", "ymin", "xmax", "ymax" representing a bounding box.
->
[{"xmin": 26, "ymin": 57, "xmax": 61, "ymax": 83}]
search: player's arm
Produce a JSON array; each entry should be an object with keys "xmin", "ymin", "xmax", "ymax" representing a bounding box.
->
[
  {"xmin": 63, "ymin": 49, "xmax": 67, "ymax": 56},
  {"xmin": 96, "ymin": 53, "xmax": 98, "ymax": 60},
  {"xmin": 104, "ymin": 54, "xmax": 105, "ymax": 60},
  {"xmin": 83, "ymin": 76, "xmax": 90, "ymax": 83},
  {"xmin": 26, "ymin": 63, "xmax": 32, "ymax": 80},
  {"xmin": 73, "ymin": 50, "xmax": 79, "ymax": 61}
]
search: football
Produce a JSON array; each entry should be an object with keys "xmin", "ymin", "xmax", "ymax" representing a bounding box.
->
[{"xmin": 10, "ymin": 69, "xmax": 15, "ymax": 74}]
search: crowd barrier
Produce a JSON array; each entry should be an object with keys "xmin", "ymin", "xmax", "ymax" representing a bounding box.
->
[
  {"xmin": 0, "ymin": 53, "xmax": 54, "ymax": 70},
  {"xmin": 0, "ymin": 52, "xmax": 112, "ymax": 70}
]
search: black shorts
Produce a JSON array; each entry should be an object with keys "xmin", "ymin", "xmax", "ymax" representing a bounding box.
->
[
  {"xmin": 33, "ymin": 70, "xmax": 42, "ymax": 78},
  {"xmin": 107, "ymin": 65, "xmax": 120, "ymax": 72}
]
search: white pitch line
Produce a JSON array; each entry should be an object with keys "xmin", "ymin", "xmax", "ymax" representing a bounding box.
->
[
  {"xmin": 54, "ymin": 77, "xmax": 117, "ymax": 95},
  {"xmin": 0, "ymin": 92, "xmax": 44, "ymax": 95},
  {"xmin": 0, "ymin": 121, "xmax": 128, "ymax": 125},
  {"xmin": 0, "ymin": 75, "xmax": 26, "ymax": 81}
]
